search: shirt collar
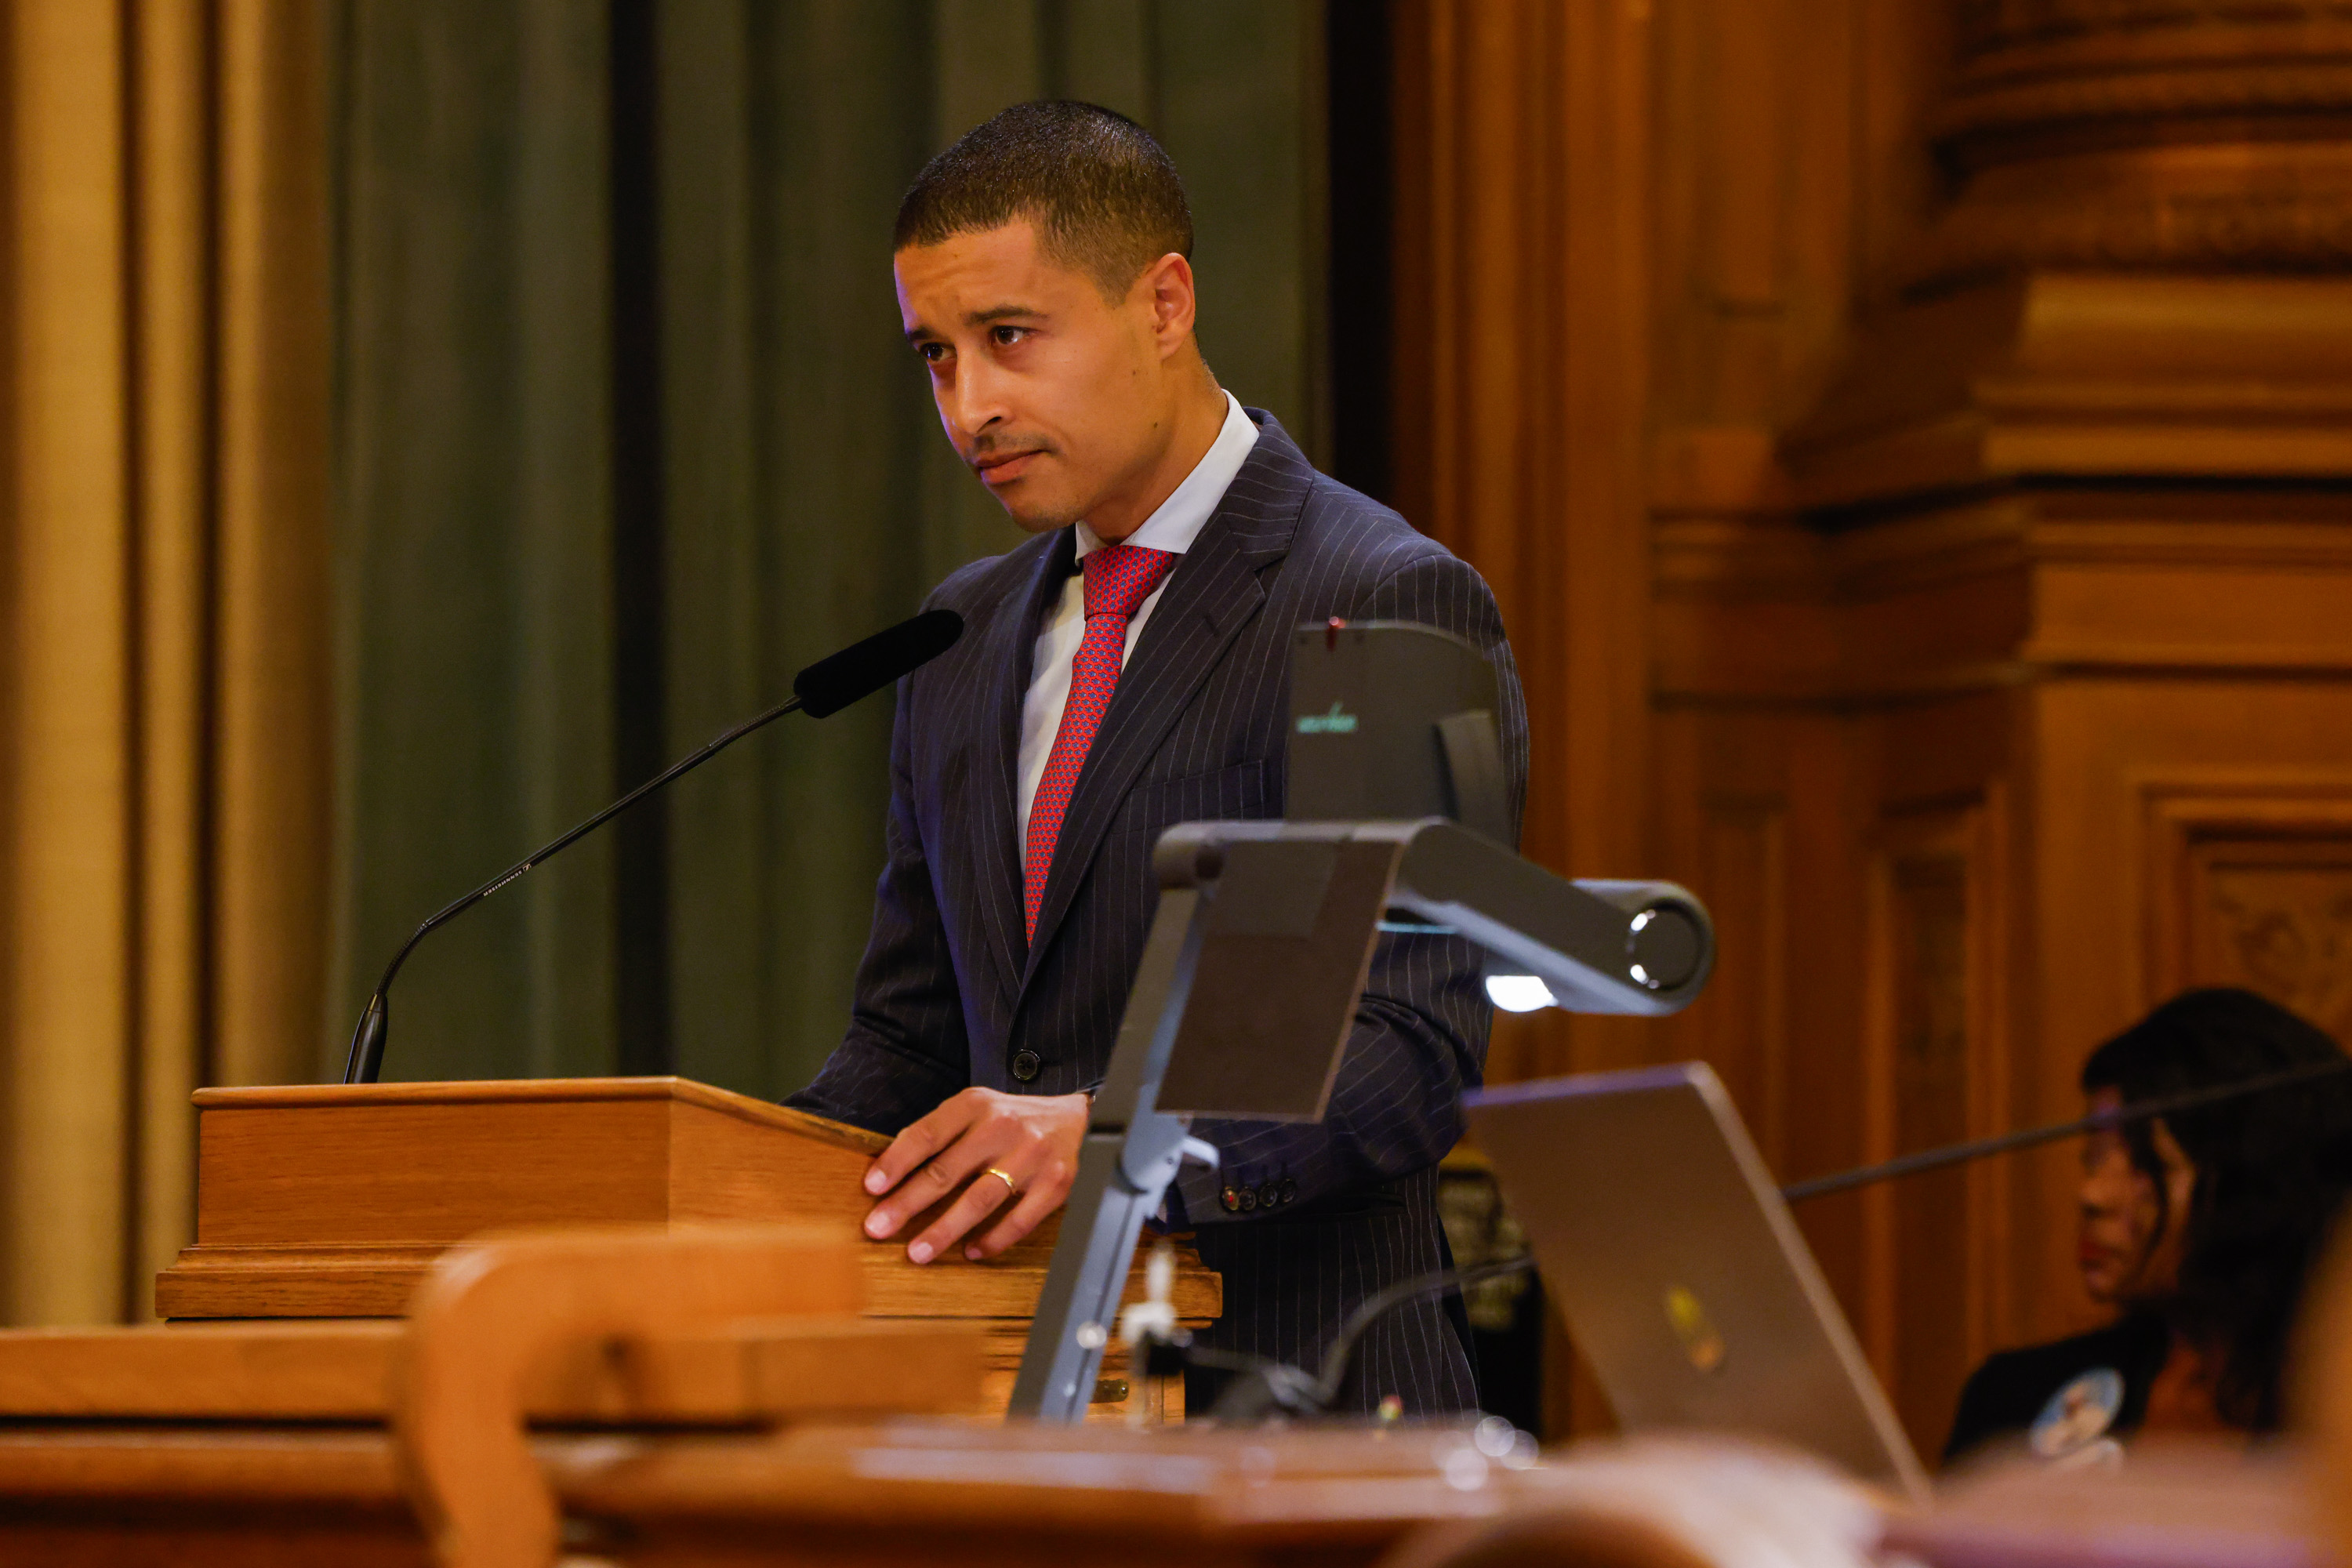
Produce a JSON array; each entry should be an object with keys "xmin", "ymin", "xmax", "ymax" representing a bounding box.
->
[{"xmin": 1074, "ymin": 391, "xmax": 1260, "ymax": 560}]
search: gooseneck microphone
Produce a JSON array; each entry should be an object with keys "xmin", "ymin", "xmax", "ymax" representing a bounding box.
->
[{"xmin": 339, "ymin": 608, "xmax": 964, "ymax": 1085}]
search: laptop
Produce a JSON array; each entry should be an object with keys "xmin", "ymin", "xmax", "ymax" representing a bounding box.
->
[{"xmin": 1465, "ymin": 1062, "xmax": 1931, "ymax": 1499}]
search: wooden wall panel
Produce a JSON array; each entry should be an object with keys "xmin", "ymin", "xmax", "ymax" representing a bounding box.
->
[
  {"xmin": 1392, "ymin": 0, "xmax": 1652, "ymax": 953},
  {"xmin": 2142, "ymin": 789, "xmax": 2352, "ymax": 1043},
  {"xmin": 1410, "ymin": 0, "xmax": 2352, "ymax": 1458},
  {"xmin": 1691, "ymin": 797, "xmax": 1790, "ymax": 1162},
  {"xmin": 2187, "ymin": 846, "xmax": 2352, "ymax": 1039},
  {"xmin": 1860, "ymin": 794, "xmax": 2009, "ymax": 1452},
  {"xmin": 2024, "ymin": 695, "xmax": 2352, "ymax": 1352},
  {"xmin": 1646, "ymin": 702, "xmax": 1878, "ymax": 1363},
  {"xmin": 1656, "ymin": 0, "xmax": 2352, "ymax": 1461},
  {"xmin": 1383, "ymin": 0, "xmax": 2352, "ymax": 1457}
]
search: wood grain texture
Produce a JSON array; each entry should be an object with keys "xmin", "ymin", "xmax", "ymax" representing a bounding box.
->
[
  {"xmin": 1415, "ymin": 0, "xmax": 2352, "ymax": 1461},
  {"xmin": 0, "ymin": 1420, "xmax": 1551, "ymax": 1568},
  {"xmin": 152, "ymin": 1078, "xmax": 1215, "ymax": 1432},
  {"xmin": 1646, "ymin": 24, "xmax": 2352, "ymax": 1476},
  {"xmin": 0, "ymin": 1315, "xmax": 985, "ymax": 1427},
  {"xmin": 0, "ymin": 1322, "xmax": 397, "ymax": 1419},
  {"xmin": 545, "ymin": 1421, "xmax": 1551, "ymax": 1567},
  {"xmin": 394, "ymin": 1226, "xmax": 869, "ymax": 1568},
  {"xmin": 159, "ymin": 1077, "xmax": 1219, "ymax": 1327},
  {"xmin": 1388, "ymin": 0, "xmax": 1657, "ymax": 1439}
]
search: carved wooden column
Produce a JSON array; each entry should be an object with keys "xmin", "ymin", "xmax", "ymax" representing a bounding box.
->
[
  {"xmin": 1774, "ymin": 0, "xmax": 2352, "ymax": 1453},
  {"xmin": 1799, "ymin": 2, "xmax": 2352, "ymax": 494},
  {"xmin": 1929, "ymin": 2, "xmax": 2352, "ymax": 285}
]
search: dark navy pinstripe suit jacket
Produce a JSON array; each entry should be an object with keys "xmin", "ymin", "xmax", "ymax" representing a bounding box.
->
[{"xmin": 787, "ymin": 412, "xmax": 1530, "ymax": 1414}]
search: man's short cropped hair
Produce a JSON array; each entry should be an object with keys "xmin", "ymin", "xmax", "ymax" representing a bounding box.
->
[{"xmin": 894, "ymin": 100, "xmax": 1192, "ymax": 301}]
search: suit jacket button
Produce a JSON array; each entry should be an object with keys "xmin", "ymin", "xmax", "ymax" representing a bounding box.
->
[
  {"xmin": 1221, "ymin": 1186, "xmax": 1242, "ymax": 1213},
  {"xmin": 1008, "ymin": 1049, "xmax": 1042, "ymax": 1083},
  {"xmin": 1258, "ymin": 1181, "xmax": 1282, "ymax": 1209}
]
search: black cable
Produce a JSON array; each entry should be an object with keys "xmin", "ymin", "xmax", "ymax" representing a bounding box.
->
[
  {"xmin": 1187, "ymin": 1253, "xmax": 1538, "ymax": 1420},
  {"xmin": 1310, "ymin": 1254, "xmax": 1537, "ymax": 1408},
  {"xmin": 1780, "ymin": 1056, "xmax": 2352, "ymax": 1203}
]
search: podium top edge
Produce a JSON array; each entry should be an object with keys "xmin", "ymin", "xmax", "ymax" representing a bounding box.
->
[{"xmin": 189, "ymin": 1076, "xmax": 888, "ymax": 1153}]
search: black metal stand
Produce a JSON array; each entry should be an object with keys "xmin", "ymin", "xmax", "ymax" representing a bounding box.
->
[
  {"xmin": 1007, "ymin": 818, "xmax": 1715, "ymax": 1422},
  {"xmin": 1006, "ymin": 879, "xmax": 1222, "ymax": 1421}
]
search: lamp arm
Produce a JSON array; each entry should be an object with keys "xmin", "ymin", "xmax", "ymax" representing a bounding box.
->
[{"xmin": 1389, "ymin": 819, "xmax": 1714, "ymax": 1016}]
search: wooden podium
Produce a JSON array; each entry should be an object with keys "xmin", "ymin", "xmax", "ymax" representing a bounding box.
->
[{"xmin": 152, "ymin": 1076, "xmax": 1220, "ymax": 1414}]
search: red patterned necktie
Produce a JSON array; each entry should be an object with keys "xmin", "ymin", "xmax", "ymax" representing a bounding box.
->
[{"xmin": 1023, "ymin": 542, "xmax": 1178, "ymax": 942}]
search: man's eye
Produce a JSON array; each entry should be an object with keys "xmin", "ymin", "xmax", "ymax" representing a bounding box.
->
[
  {"xmin": 991, "ymin": 325, "xmax": 1028, "ymax": 347},
  {"xmin": 917, "ymin": 342, "xmax": 949, "ymax": 364}
]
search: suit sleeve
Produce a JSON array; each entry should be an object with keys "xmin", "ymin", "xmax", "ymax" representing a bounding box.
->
[
  {"xmin": 1172, "ymin": 547, "xmax": 1531, "ymax": 1223},
  {"xmin": 784, "ymin": 671, "xmax": 972, "ymax": 1135}
]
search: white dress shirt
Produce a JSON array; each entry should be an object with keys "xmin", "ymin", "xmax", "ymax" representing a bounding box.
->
[{"xmin": 1016, "ymin": 392, "xmax": 1259, "ymax": 854}]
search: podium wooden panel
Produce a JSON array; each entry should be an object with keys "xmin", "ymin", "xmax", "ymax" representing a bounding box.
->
[{"xmin": 152, "ymin": 1076, "xmax": 1219, "ymax": 1411}]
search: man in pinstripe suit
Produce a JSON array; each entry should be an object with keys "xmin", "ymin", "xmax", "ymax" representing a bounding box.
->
[{"xmin": 786, "ymin": 102, "xmax": 1528, "ymax": 1414}]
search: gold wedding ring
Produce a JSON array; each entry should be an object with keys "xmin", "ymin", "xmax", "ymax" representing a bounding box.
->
[{"xmin": 982, "ymin": 1166, "xmax": 1020, "ymax": 1196}]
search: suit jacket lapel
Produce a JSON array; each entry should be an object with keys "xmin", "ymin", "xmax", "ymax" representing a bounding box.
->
[
  {"xmin": 967, "ymin": 528, "xmax": 1074, "ymax": 1013},
  {"xmin": 1017, "ymin": 413, "xmax": 1312, "ymax": 994}
]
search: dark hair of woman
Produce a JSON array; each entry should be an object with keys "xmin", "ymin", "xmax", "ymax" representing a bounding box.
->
[{"xmin": 2080, "ymin": 986, "xmax": 2352, "ymax": 1428}]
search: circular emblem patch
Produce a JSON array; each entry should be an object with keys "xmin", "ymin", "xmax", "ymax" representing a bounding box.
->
[{"xmin": 2031, "ymin": 1367, "xmax": 2124, "ymax": 1459}]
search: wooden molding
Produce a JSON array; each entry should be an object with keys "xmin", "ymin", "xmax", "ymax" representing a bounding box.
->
[
  {"xmin": 1921, "ymin": 11, "xmax": 2352, "ymax": 280},
  {"xmin": 1787, "ymin": 274, "xmax": 2352, "ymax": 511},
  {"xmin": 1858, "ymin": 789, "xmax": 2013, "ymax": 1456},
  {"xmin": 2136, "ymin": 773, "xmax": 2352, "ymax": 1040}
]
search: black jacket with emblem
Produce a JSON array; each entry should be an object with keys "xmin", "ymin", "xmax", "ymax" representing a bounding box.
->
[{"xmin": 1943, "ymin": 1311, "xmax": 2170, "ymax": 1464}]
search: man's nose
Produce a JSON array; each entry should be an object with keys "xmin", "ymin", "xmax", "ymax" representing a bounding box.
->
[{"xmin": 943, "ymin": 354, "xmax": 1011, "ymax": 440}]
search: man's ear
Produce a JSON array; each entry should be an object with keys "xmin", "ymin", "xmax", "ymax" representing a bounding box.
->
[{"xmin": 1136, "ymin": 252, "xmax": 1196, "ymax": 356}]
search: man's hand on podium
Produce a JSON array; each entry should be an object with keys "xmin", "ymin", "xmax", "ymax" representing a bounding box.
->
[{"xmin": 860, "ymin": 1088, "xmax": 1090, "ymax": 1264}]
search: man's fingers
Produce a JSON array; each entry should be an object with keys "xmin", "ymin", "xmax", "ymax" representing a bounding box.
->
[
  {"xmin": 964, "ymin": 1150, "xmax": 1075, "ymax": 1261},
  {"xmin": 905, "ymin": 1165, "xmax": 1023, "ymax": 1265},
  {"xmin": 864, "ymin": 1113, "xmax": 1007, "ymax": 1241},
  {"xmin": 961, "ymin": 1181, "xmax": 1062, "ymax": 1261},
  {"xmin": 864, "ymin": 1091, "xmax": 980, "ymax": 1196},
  {"xmin": 862, "ymin": 1088, "xmax": 1087, "ymax": 1250}
]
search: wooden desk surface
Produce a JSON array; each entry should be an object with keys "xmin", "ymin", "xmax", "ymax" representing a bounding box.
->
[
  {"xmin": 2, "ymin": 1414, "xmax": 2331, "ymax": 1568},
  {"xmin": 0, "ymin": 1417, "xmax": 1539, "ymax": 1568}
]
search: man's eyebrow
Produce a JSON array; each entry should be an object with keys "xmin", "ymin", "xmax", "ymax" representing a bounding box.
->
[{"xmin": 902, "ymin": 304, "xmax": 1047, "ymax": 344}]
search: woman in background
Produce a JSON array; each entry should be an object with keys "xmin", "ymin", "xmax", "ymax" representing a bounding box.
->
[{"xmin": 1944, "ymin": 988, "xmax": 2352, "ymax": 1465}]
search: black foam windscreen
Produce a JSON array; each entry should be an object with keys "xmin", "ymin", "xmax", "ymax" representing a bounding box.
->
[{"xmin": 791, "ymin": 609, "xmax": 964, "ymax": 718}]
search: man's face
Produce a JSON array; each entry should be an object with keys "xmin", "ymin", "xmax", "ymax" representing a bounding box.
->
[{"xmin": 895, "ymin": 220, "xmax": 1186, "ymax": 533}]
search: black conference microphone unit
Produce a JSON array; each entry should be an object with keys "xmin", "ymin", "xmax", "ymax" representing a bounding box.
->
[{"xmin": 339, "ymin": 608, "xmax": 964, "ymax": 1086}]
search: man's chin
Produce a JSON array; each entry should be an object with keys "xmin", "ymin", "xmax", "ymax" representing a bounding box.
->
[{"xmin": 991, "ymin": 487, "xmax": 1085, "ymax": 535}]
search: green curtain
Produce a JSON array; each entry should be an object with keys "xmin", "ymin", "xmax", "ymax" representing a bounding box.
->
[{"xmin": 328, "ymin": 0, "xmax": 1328, "ymax": 1095}]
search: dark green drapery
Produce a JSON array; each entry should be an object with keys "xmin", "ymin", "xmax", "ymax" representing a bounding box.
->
[{"xmin": 328, "ymin": 0, "xmax": 1329, "ymax": 1095}]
